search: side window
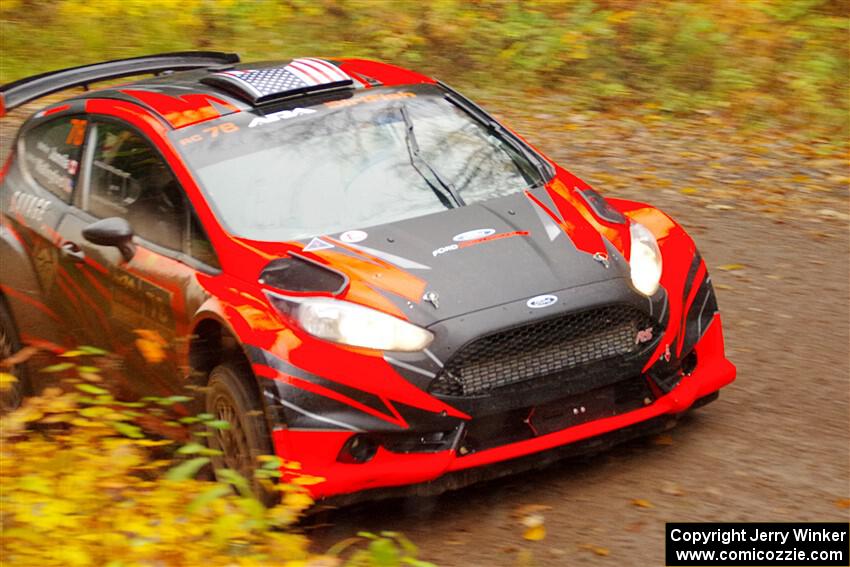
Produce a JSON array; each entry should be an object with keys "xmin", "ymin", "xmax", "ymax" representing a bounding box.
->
[
  {"xmin": 189, "ymin": 211, "xmax": 220, "ymax": 268},
  {"xmin": 22, "ymin": 116, "xmax": 87, "ymax": 200},
  {"xmin": 86, "ymin": 122, "xmax": 185, "ymax": 251}
]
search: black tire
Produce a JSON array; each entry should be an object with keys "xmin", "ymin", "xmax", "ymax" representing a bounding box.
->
[
  {"xmin": 0, "ymin": 299, "xmax": 28, "ymax": 413},
  {"xmin": 205, "ymin": 363, "xmax": 277, "ymax": 506}
]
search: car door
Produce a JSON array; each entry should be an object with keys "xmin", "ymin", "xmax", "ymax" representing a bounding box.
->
[
  {"xmin": 54, "ymin": 118, "xmax": 210, "ymax": 398},
  {"xmin": 3, "ymin": 114, "xmax": 95, "ymax": 350}
]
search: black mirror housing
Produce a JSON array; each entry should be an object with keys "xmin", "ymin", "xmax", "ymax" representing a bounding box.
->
[{"xmin": 82, "ymin": 217, "xmax": 136, "ymax": 261}]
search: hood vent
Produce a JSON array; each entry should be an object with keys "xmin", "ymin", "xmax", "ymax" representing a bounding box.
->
[
  {"xmin": 259, "ymin": 254, "xmax": 347, "ymax": 295},
  {"xmin": 576, "ymin": 188, "xmax": 626, "ymax": 224}
]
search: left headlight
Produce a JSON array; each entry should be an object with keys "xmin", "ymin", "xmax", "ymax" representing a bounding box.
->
[
  {"xmin": 629, "ymin": 222, "xmax": 663, "ymax": 296},
  {"xmin": 267, "ymin": 293, "xmax": 434, "ymax": 352}
]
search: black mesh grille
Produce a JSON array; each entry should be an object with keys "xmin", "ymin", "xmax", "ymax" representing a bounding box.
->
[{"xmin": 430, "ymin": 304, "xmax": 655, "ymax": 397}]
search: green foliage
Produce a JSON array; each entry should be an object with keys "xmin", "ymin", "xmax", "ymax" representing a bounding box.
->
[
  {"xmin": 0, "ymin": 388, "xmax": 312, "ymax": 565},
  {"xmin": 330, "ymin": 532, "xmax": 437, "ymax": 567},
  {"xmin": 1, "ymin": 0, "xmax": 846, "ymax": 135},
  {"xmin": 0, "ymin": 356, "xmax": 435, "ymax": 566}
]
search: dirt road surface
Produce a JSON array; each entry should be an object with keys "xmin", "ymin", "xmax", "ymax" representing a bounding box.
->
[
  {"xmin": 3, "ymin": 94, "xmax": 848, "ymax": 566},
  {"xmin": 307, "ymin": 101, "xmax": 850, "ymax": 565}
]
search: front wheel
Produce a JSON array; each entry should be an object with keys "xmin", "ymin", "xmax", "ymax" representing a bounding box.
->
[{"xmin": 205, "ymin": 363, "xmax": 277, "ymax": 506}]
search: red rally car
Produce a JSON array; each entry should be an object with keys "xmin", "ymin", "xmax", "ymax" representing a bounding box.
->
[{"xmin": 0, "ymin": 52, "xmax": 735, "ymax": 503}]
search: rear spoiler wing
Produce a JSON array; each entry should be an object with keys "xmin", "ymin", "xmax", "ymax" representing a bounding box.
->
[{"xmin": 0, "ymin": 51, "xmax": 240, "ymax": 117}]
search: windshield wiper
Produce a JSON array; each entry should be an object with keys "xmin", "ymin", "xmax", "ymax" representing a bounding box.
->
[
  {"xmin": 440, "ymin": 84, "xmax": 554, "ymax": 187},
  {"xmin": 398, "ymin": 103, "xmax": 464, "ymax": 208}
]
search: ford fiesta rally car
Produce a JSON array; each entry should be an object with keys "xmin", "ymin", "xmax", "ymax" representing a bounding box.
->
[{"xmin": 0, "ymin": 52, "xmax": 735, "ymax": 503}]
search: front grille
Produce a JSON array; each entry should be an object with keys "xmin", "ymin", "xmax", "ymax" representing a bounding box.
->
[
  {"xmin": 459, "ymin": 376, "xmax": 654, "ymax": 453},
  {"xmin": 429, "ymin": 304, "xmax": 655, "ymax": 397}
]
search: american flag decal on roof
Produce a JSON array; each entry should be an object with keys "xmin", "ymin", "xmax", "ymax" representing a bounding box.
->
[{"xmin": 202, "ymin": 58, "xmax": 354, "ymax": 103}]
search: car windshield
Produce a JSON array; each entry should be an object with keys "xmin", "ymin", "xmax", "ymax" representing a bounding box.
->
[{"xmin": 174, "ymin": 85, "xmax": 542, "ymax": 242}]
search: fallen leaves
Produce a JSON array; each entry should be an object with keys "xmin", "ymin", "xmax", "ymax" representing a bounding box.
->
[
  {"xmin": 661, "ymin": 481, "xmax": 686, "ymax": 497},
  {"xmin": 631, "ymin": 498, "xmax": 654, "ymax": 509},
  {"xmin": 817, "ymin": 208, "xmax": 850, "ymax": 221},
  {"xmin": 514, "ymin": 504, "xmax": 551, "ymax": 542},
  {"xmin": 717, "ymin": 263, "xmax": 746, "ymax": 271},
  {"xmin": 522, "ymin": 519, "xmax": 546, "ymax": 542},
  {"xmin": 578, "ymin": 543, "xmax": 611, "ymax": 556},
  {"xmin": 501, "ymin": 100, "xmax": 850, "ymax": 229}
]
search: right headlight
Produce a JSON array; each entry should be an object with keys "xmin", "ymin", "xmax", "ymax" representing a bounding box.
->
[
  {"xmin": 629, "ymin": 222, "xmax": 663, "ymax": 296},
  {"xmin": 266, "ymin": 292, "xmax": 434, "ymax": 352}
]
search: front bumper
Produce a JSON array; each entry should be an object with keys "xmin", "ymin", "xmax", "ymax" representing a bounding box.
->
[{"xmin": 270, "ymin": 313, "xmax": 735, "ymax": 501}]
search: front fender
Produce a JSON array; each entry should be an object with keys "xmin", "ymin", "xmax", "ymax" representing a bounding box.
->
[{"xmin": 609, "ymin": 198, "xmax": 721, "ymax": 389}]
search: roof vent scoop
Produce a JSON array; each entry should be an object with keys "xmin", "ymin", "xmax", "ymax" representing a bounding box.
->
[{"xmin": 202, "ymin": 58, "xmax": 354, "ymax": 104}]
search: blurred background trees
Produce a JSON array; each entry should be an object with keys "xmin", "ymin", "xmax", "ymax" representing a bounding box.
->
[{"xmin": 1, "ymin": 0, "xmax": 847, "ymax": 139}]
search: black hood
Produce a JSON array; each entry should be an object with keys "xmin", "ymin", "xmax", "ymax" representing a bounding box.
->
[{"xmin": 325, "ymin": 190, "xmax": 631, "ymax": 326}]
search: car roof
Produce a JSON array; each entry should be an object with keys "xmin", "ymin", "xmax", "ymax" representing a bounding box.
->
[{"xmin": 58, "ymin": 58, "xmax": 436, "ymax": 129}]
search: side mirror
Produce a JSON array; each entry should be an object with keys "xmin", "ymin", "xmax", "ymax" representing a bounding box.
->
[{"xmin": 82, "ymin": 217, "xmax": 136, "ymax": 262}]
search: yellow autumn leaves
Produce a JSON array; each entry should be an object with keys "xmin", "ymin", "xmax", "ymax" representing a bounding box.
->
[
  {"xmin": 0, "ymin": 353, "xmax": 434, "ymax": 566},
  {"xmin": 514, "ymin": 504, "xmax": 551, "ymax": 542},
  {"xmin": 0, "ymin": 371, "xmax": 16, "ymax": 389},
  {"xmin": 1, "ymin": 386, "xmax": 317, "ymax": 566},
  {"xmin": 134, "ymin": 329, "xmax": 169, "ymax": 364}
]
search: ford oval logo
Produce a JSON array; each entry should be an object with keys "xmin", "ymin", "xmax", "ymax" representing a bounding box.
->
[
  {"xmin": 527, "ymin": 294, "xmax": 558, "ymax": 309},
  {"xmin": 453, "ymin": 228, "xmax": 496, "ymax": 242}
]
